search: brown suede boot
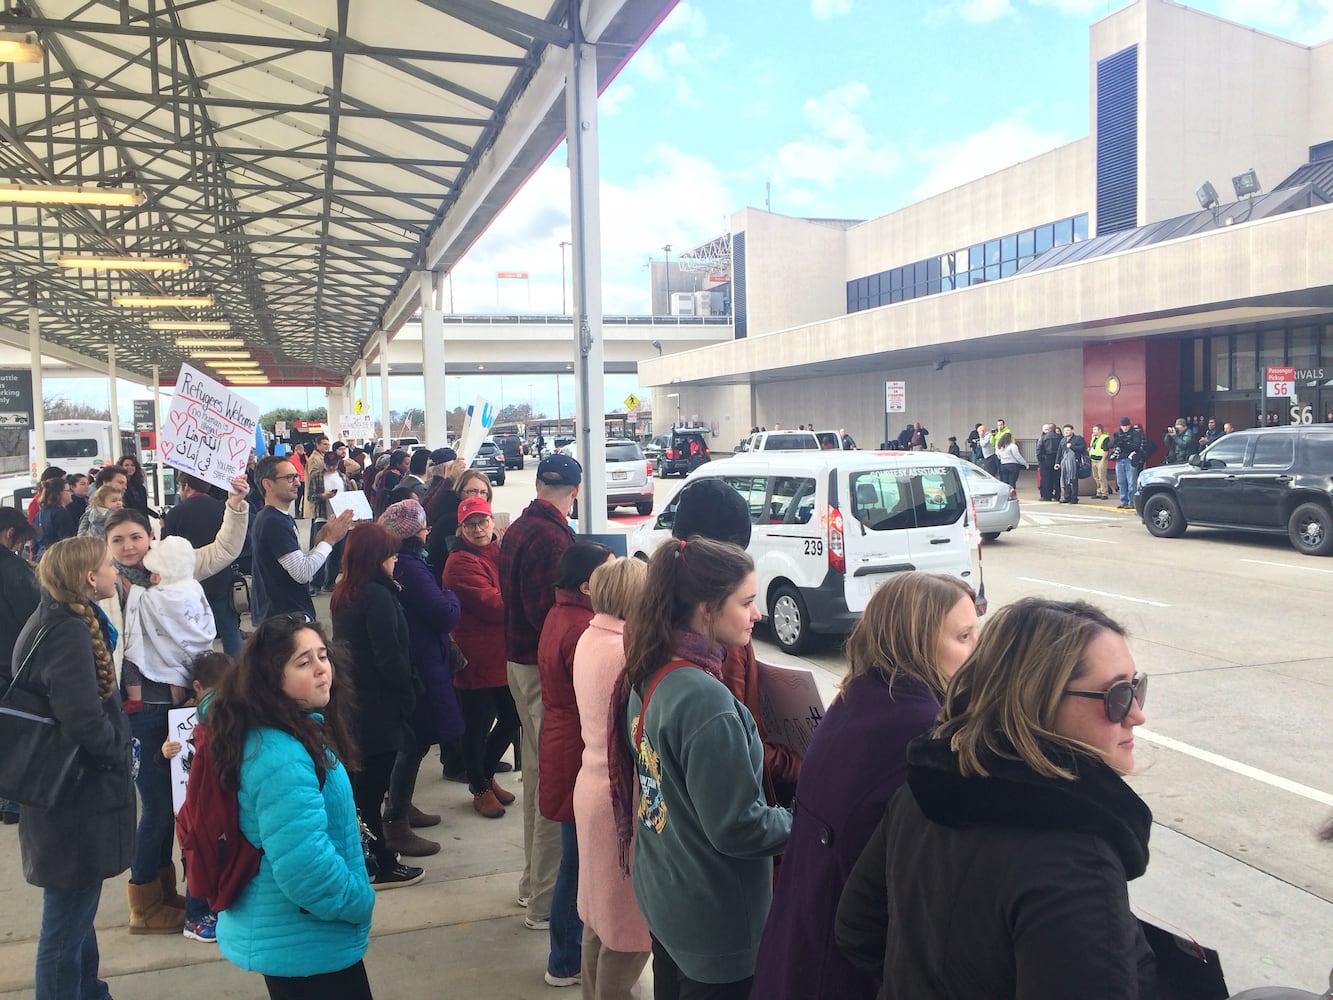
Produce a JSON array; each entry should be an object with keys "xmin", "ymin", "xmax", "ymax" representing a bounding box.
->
[
  {"xmin": 473, "ymin": 789, "xmax": 505, "ymax": 819},
  {"xmin": 383, "ymin": 817, "xmax": 440, "ymax": 857},
  {"xmin": 158, "ymin": 862, "xmax": 186, "ymax": 909},
  {"xmin": 408, "ymin": 804, "xmax": 441, "ymax": 828},
  {"xmin": 490, "ymin": 778, "xmax": 515, "ymax": 806},
  {"xmin": 127, "ymin": 879, "xmax": 186, "ymax": 935}
]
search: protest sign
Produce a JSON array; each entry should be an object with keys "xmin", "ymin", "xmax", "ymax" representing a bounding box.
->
[
  {"xmin": 755, "ymin": 660, "xmax": 826, "ymax": 756},
  {"xmin": 167, "ymin": 706, "xmax": 198, "ymax": 816},
  {"xmin": 161, "ymin": 364, "xmax": 261, "ymax": 490},
  {"xmin": 328, "ymin": 489, "xmax": 374, "ymax": 520},
  {"xmin": 459, "ymin": 396, "xmax": 496, "ymax": 466},
  {"xmin": 340, "ymin": 414, "xmax": 374, "ymax": 443}
]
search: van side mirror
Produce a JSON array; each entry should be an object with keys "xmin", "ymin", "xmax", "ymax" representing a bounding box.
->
[
  {"xmin": 1188, "ymin": 454, "xmax": 1202, "ymax": 467},
  {"xmin": 656, "ymin": 510, "xmax": 675, "ymax": 530}
]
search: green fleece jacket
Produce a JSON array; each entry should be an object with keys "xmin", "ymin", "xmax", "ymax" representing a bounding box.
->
[{"xmin": 628, "ymin": 663, "xmax": 791, "ymax": 984}]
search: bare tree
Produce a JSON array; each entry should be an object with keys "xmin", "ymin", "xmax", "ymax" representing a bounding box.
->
[{"xmin": 44, "ymin": 395, "xmax": 112, "ymax": 421}]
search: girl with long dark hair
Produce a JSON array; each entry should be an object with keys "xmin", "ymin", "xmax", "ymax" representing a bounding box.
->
[
  {"xmin": 118, "ymin": 455, "xmax": 156, "ymax": 518},
  {"xmin": 32, "ymin": 475, "xmax": 77, "ymax": 561},
  {"xmin": 610, "ymin": 537, "xmax": 791, "ymax": 1000},
  {"xmin": 208, "ymin": 614, "xmax": 377, "ymax": 999},
  {"xmin": 330, "ymin": 522, "xmax": 424, "ymax": 890}
]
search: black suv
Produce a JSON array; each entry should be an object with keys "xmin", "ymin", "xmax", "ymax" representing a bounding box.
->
[
  {"xmin": 494, "ymin": 434, "xmax": 525, "ymax": 470},
  {"xmin": 655, "ymin": 427, "xmax": 711, "ymax": 478},
  {"xmin": 1134, "ymin": 426, "xmax": 1333, "ymax": 555}
]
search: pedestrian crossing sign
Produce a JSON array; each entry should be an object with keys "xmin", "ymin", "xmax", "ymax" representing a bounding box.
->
[{"xmin": 624, "ymin": 393, "xmax": 640, "ymax": 410}]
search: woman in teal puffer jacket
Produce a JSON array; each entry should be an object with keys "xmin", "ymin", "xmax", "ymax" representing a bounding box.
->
[{"xmin": 206, "ymin": 612, "xmax": 376, "ymax": 999}]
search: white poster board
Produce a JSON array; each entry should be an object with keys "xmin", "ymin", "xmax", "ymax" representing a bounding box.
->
[
  {"xmin": 459, "ymin": 396, "xmax": 496, "ymax": 466},
  {"xmin": 340, "ymin": 414, "xmax": 374, "ymax": 443},
  {"xmin": 160, "ymin": 364, "xmax": 261, "ymax": 491},
  {"xmin": 885, "ymin": 380, "xmax": 907, "ymax": 414},
  {"xmin": 328, "ymin": 489, "xmax": 374, "ymax": 521},
  {"xmin": 167, "ymin": 706, "xmax": 198, "ymax": 816},
  {"xmin": 755, "ymin": 660, "xmax": 827, "ymax": 756}
]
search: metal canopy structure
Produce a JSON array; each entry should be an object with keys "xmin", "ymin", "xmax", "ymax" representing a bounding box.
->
[{"xmin": 0, "ymin": 0, "xmax": 672, "ymax": 387}]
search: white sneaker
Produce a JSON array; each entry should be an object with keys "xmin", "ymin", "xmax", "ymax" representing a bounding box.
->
[
  {"xmin": 544, "ymin": 971, "xmax": 581, "ymax": 988},
  {"xmin": 525, "ymin": 915, "xmax": 550, "ymax": 930},
  {"xmin": 517, "ymin": 894, "xmax": 530, "ymax": 908}
]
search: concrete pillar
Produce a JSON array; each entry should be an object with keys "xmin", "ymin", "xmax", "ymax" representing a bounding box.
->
[
  {"xmin": 420, "ymin": 271, "xmax": 447, "ymax": 447},
  {"xmin": 326, "ymin": 384, "xmax": 348, "ymax": 442},
  {"xmin": 107, "ymin": 342, "xmax": 120, "ymax": 455},
  {"xmin": 28, "ymin": 293, "xmax": 44, "ymax": 477},
  {"xmin": 152, "ymin": 364, "xmax": 162, "ymax": 504},
  {"xmin": 379, "ymin": 330, "xmax": 391, "ymax": 448},
  {"xmin": 567, "ymin": 5, "xmax": 607, "ymax": 532}
]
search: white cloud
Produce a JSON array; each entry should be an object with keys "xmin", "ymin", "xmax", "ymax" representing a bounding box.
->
[
  {"xmin": 599, "ymin": 81, "xmax": 634, "ymax": 117},
  {"xmin": 911, "ymin": 117, "xmax": 1071, "ymax": 199},
  {"xmin": 1214, "ymin": 0, "xmax": 1333, "ymax": 43},
  {"xmin": 633, "ymin": 48, "xmax": 665, "ymax": 83},
  {"xmin": 659, "ymin": 1, "xmax": 708, "ymax": 37},
  {"xmin": 1026, "ymin": 0, "xmax": 1113, "ymax": 14},
  {"xmin": 958, "ymin": 0, "xmax": 1017, "ymax": 22},
  {"xmin": 811, "ymin": 0, "xmax": 853, "ymax": 19}
]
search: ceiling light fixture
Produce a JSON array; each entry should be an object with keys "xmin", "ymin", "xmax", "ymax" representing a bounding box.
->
[
  {"xmin": 175, "ymin": 338, "xmax": 245, "ymax": 348},
  {"xmin": 0, "ymin": 183, "xmax": 144, "ymax": 207},
  {"xmin": 58, "ymin": 255, "xmax": 189, "ymax": 272},
  {"xmin": 149, "ymin": 321, "xmax": 231, "ymax": 331},
  {"xmin": 208, "ymin": 364, "xmax": 262, "ymax": 371},
  {"xmin": 0, "ymin": 34, "xmax": 43, "ymax": 64},
  {"xmin": 188, "ymin": 351, "xmax": 251, "ymax": 360},
  {"xmin": 114, "ymin": 295, "xmax": 213, "ymax": 308}
]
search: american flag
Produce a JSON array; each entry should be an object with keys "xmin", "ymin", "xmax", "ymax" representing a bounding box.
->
[{"xmin": 403, "ymin": 413, "xmax": 413, "ymax": 433}]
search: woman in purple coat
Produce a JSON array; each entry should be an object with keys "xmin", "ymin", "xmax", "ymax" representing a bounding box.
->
[
  {"xmin": 379, "ymin": 499, "xmax": 462, "ymax": 857},
  {"xmin": 752, "ymin": 572, "xmax": 979, "ymax": 999}
]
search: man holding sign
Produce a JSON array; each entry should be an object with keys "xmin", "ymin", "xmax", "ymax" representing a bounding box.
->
[{"xmin": 250, "ymin": 455, "xmax": 353, "ymax": 624}]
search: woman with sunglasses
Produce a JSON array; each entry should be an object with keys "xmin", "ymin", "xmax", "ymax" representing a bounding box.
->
[
  {"xmin": 207, "ymin": 614, "xmax": 377, "ymax": 999},
  {"xmin": 836, "ymin": 597, "xmax": 1153, "ymax": 1000}
]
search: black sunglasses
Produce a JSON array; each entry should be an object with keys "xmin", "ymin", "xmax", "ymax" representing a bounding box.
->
[{"xmin": 1063, "ymin": 672, "xmax": 1147, "ymax": 723}]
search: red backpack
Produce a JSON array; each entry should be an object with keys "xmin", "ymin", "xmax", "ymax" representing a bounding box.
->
[{"xmin": 176, "ymin": 724, "xmax": 263, "ymax": 911}]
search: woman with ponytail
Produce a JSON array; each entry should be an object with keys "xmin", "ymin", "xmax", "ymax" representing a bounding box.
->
[
  {"xmin": 609, "ymin": 536, "xmax": 792, "ymax": 1000},
  {"xmin": 14, "ymin": 536, "xmax": 134, "ymax": 999}
]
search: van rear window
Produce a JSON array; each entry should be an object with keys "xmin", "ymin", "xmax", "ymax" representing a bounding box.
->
[
  {"xmin": 850, "ymin": 467, "xmax": 967, "ymax": 530},
  {"xmin": 47, "ymin": 438, "xmax": 101, "ymax": 460},
  {"xmin": 765, "ymin": 435, "xmax": 818, "ymax": 450}
]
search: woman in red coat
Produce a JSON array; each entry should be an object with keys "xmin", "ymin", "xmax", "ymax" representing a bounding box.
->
[
  {"xmin": 537, "ymin": 541, "xmax": 615, "ymax": 989},
  {"xmin": 441, "ymin": 496, "xmax": 519, "ymax": 819}
]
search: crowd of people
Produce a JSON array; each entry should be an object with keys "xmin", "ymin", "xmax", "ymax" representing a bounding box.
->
[{"xmin": 5, "ymin": 430, "xmax": 1329, "ymax": 1000}]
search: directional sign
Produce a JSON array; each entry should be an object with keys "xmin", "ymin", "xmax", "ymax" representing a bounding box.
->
[
  {"xmin": 1265, "ymin": 365, "xmax": 1296, "ymax": 397},
  {"xmin": 623, "ymin": 392, "xmax": 641, "ymax": 410}
]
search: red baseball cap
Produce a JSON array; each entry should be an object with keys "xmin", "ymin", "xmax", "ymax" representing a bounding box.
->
[{"xmin": 457, "ymin": 496, "xmax": 493, "ymax": 523}]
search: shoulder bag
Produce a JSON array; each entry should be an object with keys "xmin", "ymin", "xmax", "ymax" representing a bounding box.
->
[{"xmin": 0, "ymin": 628, "xmax": 85, "ymax": 810}]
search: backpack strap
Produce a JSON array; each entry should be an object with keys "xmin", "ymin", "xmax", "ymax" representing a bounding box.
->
[{"xmin": 633, "ymin": 658, "xmax": 695, "ymax": 748}]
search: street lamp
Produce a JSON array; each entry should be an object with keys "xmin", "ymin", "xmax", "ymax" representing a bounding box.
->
[
  {"xmin": 559, "ymin": 240, "xmax": 571, "ymax": 315},
  {"xmin": 662, "ymin": 244, "xmax": 672, "ymax": 316}
]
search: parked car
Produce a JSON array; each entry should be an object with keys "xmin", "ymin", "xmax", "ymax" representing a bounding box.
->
[
  {"xmin": 1134, "ymin": 425, "xmax": 1333, "ymax": 556},
  {"xmin": 630, "ymin": 451, "xmax": 986, "ymax": 653},
  {"xmin": 494, "ymin": 434, "xmax": 525, "ymax": 470},
  {"xmin": 745, "ymin": 429, "xmax": 821, "ymax": 452},
  {"xmin": 470, "ymin": 439, "xmax": 507, "ymax": 486},
  {"xmin": 959, "ymin": 463, "xmax": 1021, "ymax": 541},
  {"xmin": 814, "ymin": 429, "xmax": 848, "ymax": 451},
  {"xmin": 655, "ymin": 427, "xmax": 712, "ymax": 478},
  {"xmin": 561, "ymin": 440, "xmax": 654, "ymax": 515}
]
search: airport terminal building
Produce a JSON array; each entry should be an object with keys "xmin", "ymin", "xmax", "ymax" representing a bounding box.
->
[{"xmin": 640, "ymin": 0, "xmax": 1333, "ymax": 451}]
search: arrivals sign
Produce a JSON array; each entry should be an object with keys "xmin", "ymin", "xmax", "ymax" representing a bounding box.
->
[
  {"xmin": 1265, "ymin": 366, "xmax": 1296, "ymax": 397},
  {"xmin": 0, "ymin": 368, "xmax": 34, "ymax": 428},
  {"xmin": 884, "ymin": 380, "xmax": 906, "ymax": 414},
  {"xmin": 160, "ymin": 363, "xmax": 261, "ymax": 491}
]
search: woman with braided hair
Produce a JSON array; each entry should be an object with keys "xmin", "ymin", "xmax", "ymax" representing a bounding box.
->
[{"xmin": 13, "ymin": 536, "xmax": 135, "ymax": 999}]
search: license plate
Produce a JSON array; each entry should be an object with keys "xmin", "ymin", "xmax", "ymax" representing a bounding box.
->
[{"xmin": 612, "ymin": 471, "xmax": 628, "ymax": 481}]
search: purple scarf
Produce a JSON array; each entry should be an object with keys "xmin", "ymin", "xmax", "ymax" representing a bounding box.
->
[{"xmin": 608, "ymin": 628, "xmax": 725, "ymax": 877}]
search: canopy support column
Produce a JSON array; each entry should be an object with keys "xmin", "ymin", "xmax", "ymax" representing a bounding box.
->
[
  {"xmin": 107, "ymin": 343, "xmax": 119, "ymax": 458},
  {"xmin": 28, "ymin": 288, "xmax": 43, "ymax": 477},
  {"xmin": 379, "ymin": 330, "xmax": 391, "ymax": 449},
  {"xmin": 420, "ymin": 270, "xmax": 446, "ymax": 447}
]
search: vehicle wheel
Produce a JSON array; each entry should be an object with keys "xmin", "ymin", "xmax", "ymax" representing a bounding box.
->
[
  {"xmin": 1288, "ymin": 502, "xmax": 1333, "ymax": 556},
  {"xmin": 496, "ymin": 473, "xmax": 505, "ymax": 487},
  {"xmin": 636, "ymin": 501, "xmax": 653, "ymax": 515},
  {"xmin": 1142, "ymin": 493, "xmax": 1186, "ymax": 538},
  {"xmin": 981, "ymin": 532, "xmax": 1000, "ymax": 542},
  {"xmin": 769, "ymin": 584, "xmax": 813, "ymax": 655}
]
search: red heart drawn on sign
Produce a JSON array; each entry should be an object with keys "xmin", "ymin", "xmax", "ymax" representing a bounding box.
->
[
  {"xmin": 162, "ymin": 441, "xmax": 174, "ymax": 458},
  {"xmin": 226, "ymin": 437, "xmax": 248, "ymax": 463},
  {"xmin": 168, "ymin": 409, "xmax": 189, "ymax": 432}
]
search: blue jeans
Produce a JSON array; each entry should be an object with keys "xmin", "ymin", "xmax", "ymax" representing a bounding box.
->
[
  {"xmin": 1116, "ymin": 460, "xmax": 1137, "ymax": 505},
  {"xmin": 35, "ymin": 883, "xmax": 111, "ymax": 1000},
  {"xmin": 207, "ymin": 591, "xmax": 243, "ymax": 657},
  {"xmin": 548, "ymin": 821, "xmax": 582, "ymax": 978},
  {"xmin": 128, "ymin": 703, "xmax": 175, "ymax": 884}
]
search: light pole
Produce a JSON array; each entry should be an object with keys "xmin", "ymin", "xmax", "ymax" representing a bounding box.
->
[
  {"xmin": 661, "ymin": 244, "xmax": 672, "ymax": 316},
  {"xmin": 667, "ymin": 391, "xmax": 680, "ymax": 428},
  {"xmin": 559, "ymin": 240, "xmax": 571, "ymax": 315}
]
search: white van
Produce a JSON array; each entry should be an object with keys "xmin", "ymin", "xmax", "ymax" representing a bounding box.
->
[
  {"xmin": 629, "ymin": 451, "xmax": 986, "ymax": 653},
  {"xmin": 746, "ymin": 429, "xmax": 820, "ymax": 452}
]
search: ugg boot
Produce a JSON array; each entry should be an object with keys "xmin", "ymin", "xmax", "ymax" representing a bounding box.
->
[
  {"xmin": 490, "ymin": 777, "xmax": 516, "ymax": 806},
  {"xmin": 408, "ymin": 804, "xmax": 441, "ymax": 828},
  {"xmin": 127, "ymin": 879, "xmax": 186, "ymax": 935},
  {"xmin": 158, "ymin": 862, "xmax": 186, "ymax": 909},
  {"xmin": 473, "ymin": 789, "xmax": 505, "ymax": 819},
  {"xmin": 383, "ymin": 818, "xmax": 440, "ymax": 857}
]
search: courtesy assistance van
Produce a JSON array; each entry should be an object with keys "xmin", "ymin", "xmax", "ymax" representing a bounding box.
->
[{"xmin": 629, "ymin": 450, "xmax": 986, "ymax": 653}]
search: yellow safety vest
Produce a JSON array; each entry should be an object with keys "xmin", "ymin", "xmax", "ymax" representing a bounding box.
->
[{"xmin": 1088, "ymin": 433, "xmax": 1110, "ymax": 459}]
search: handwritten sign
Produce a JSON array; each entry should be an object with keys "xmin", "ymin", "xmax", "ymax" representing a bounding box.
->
[
  {"xmin": 328, "ymin": 489, "xmax": 374, "ymax": 521},
  {"xmin": 167, "ymin": 706, "xmax": 198, "ymax": 816},
  {"xmin": 755, "ymin": 660, "xmax": 826, "ymax": 756},
  {"xmin": 340, "ymin": 414, "xmax": 374, "ymax": 443},
  {"xmin": 460, "ymin": 396, "xmax": 496, "ymax": 466},
  {"xmin": 161, "ymin": 364, "xmax": 261, "ymax": 490}
]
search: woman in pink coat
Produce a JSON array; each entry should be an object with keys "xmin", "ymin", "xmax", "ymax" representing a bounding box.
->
[{"xmin": 572, "ymin": 557, "xmax": 651, "ymax": 999}]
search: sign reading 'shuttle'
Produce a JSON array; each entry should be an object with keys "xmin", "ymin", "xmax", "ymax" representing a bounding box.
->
[
  {"xmin": 160, "ymin": 364, "xmax": 261, "ymax": 490},
  {"xmin": 0, "ymin": 368, "xmax": 34, "ymax": 428}
]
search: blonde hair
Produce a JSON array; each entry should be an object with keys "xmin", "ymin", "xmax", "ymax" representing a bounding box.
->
[
  {"xmin": 91, "ymin": 484, "xmax": 124, "ymax": 509},
  {"xmin": 36, "ymin": 537, "xmax": 117, "ymax": 701},
  {"xmin": 936, "ymin": 597, "xmax": 1126, "ymax": 780},
  {"xmin": 839, "ymin": 572, "xmax": 975, "ymax": 701},
  {"xmin": 452, "ymin": 469, "xmax": 493, "ymax": 501},
  {"xmin": 589, "ymin": 557, "xmax": 647, "ymax": 620}
]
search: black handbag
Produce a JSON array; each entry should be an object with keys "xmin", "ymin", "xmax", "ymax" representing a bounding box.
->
[{"xmin": 0, "ymin": 629, "xmax": 84, "ymax": 811}]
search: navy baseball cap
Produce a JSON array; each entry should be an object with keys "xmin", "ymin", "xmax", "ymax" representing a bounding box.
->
[{"xmin": 537, "ymin": 453, "xmax": 582, "ymax": 486}]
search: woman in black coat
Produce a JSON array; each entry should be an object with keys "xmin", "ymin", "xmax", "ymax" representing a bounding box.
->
[
  {"xmin": 14, "ymin": 536, "xmax": 134, "ymax": 1000},
  {"xmin": 330, "ymin": 521, "xmax": 423, "ymax": 890},
  {"xmin": 117, "ymin": 454, "xmax": 157, "ymax": 518},
  {"xmin": 836, "ymin": 596, "xmax": 1155, "ymax": 1000},
  {"xmin": 0, "ymin": 508, "xmax": 40, "ymax": 823}
]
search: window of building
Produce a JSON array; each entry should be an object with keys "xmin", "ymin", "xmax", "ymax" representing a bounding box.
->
[
  {"xmin": 1259, "ymin": 328, "xmax": 1286, "ymax": 383},
  {"xmin": 1234, "ymin": 332, "xmax": 1258, "ymax": 389},
  {"xmin": 1290, "ymin": 326, "xmax": 1318, "ymax": 382},
  {"xmin": 1018, "ymin": 229, "xmax": 1034, "ymax": 258},
  {"xmin": 1001, "ymin": 234, "xmax": 1017, "ymax": 262},
  {"xmin": 1311, "ymin": 140, "xmax": 1333, "ymax": 163},
  {"xmin": 1054, "ymin": 217, "xmax": 1074, "ymax": 246},
  {"xmin": 1191, "ymin": 338, "xmax": 1206, "ymax": 394},
  {"xmin": 1213, "ymin": 334, "xmax": 1231, "ymax": 391},
  {"xmin": 1035, "ymin": 224, "xmax": 1054, "ymax": 253},
  {"xmin": 1074, "ymin": 214, "xmax": 1089, "ymax": 241}
]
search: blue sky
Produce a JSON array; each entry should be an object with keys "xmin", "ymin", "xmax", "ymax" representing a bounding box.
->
[{"xmin": 47, "ymin": 0, "xmax": 1333, "ymax": 429}]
